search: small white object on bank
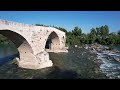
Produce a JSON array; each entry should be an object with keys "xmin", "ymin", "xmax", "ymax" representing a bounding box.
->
[{"xmin": 75, "ymin": 45, "xmax": 77, "ymax": 48}]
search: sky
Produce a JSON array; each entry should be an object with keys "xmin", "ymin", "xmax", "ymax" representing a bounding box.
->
[{"xmin": 0, "ymin": 11, "xmax": 120, "ymax": 34}]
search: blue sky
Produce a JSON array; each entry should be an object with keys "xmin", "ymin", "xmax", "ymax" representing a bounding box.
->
[{"xmin": 0, "ymin": 11, "xmax": 120, "ymax": 34}]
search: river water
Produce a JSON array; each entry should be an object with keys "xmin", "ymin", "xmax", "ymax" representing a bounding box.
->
[
  {"xmin": 98, "ymin": 45, "xmax": 120, "ymax": 79},
  {"xmin": 0, "ymin": 44, "xmax": 119, "ymax": 79},
  {"xmin": 0, "ymin": 44, "xmax": 18, "ymax": 64}
]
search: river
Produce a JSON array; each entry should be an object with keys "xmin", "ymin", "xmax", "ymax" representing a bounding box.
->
[
  {"xmin": 99, "ymin": 45, "xmax": 120, "ymax": 79},
  {"xmin": 0, "ymin": 44, "xmax": 18, "ymax": 64},
  {"xmin": 0, "ymin": 44, "xmax": 119, "ymax": 79}
]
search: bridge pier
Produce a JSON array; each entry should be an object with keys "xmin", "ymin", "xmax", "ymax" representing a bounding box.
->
[
  {"xmin": 16, "ymin": 41, "xmax": 53, "ymax": 69},
  {"xmin": 17, "ymin": 51, "xmax": 53, "ymax": 69}
]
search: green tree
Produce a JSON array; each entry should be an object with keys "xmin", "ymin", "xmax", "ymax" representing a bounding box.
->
[
  {"xmin": 72, "ymin": 26, "xmax": 82, "ymax": 37},
  {"xmin": 35, "ymin": 24, "xmax": 43, "ymax": 26},
  {"xmin": 104, "ymin": 25, "xmax": 109, "ymax": 35},
  {"xmin": 118, "ymin": 30, "xmax": 120, "ymax": 35},
  {"xmin": 100, "ymin": 25, "xmax": 109, "ymax": 36},
  {"xmin": 96, "ymin": 27, "xmax": 101, "ymax": 36},
  {"xmin": 90, "ymin": 28, "xmax": 96, "ymax": 36},
  {"xmin": 100, "ymin": 26, "xmax": 105, "ymax": 35},
  {"xmin": 58, "ymin": 27, "xmax": 67, "ymax": 33}
]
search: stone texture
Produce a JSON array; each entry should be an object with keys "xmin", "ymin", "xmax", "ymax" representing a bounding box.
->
[{"xmin": 0, "ymin": 20, "xmax": 68, "ymax": 69}]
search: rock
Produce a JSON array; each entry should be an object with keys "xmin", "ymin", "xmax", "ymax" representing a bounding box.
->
[
  {"xmin": 16, "ymin": 57, "xmax": 20, "ymax": 61},
  {"xmin": 114, "ymin": 56, "xmax": 120, "ymax": 62},
  {"xmin": 12, "ymin": 57, "xmax": 19, "ymax": 65},
  {"xmin": 75, "ymin": 45, "xmax": 77, "ymax": 48}
]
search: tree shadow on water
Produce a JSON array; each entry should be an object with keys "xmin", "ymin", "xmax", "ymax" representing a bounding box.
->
[{"xmin": 45, "ymin": 66, "xmax": 80, "ymax": 79}]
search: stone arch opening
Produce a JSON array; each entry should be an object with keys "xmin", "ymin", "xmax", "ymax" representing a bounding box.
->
[
  {"xmin": 0, "ymin": 30, "xmax": 34, "ymax": 64},
  {"xmin": 45, "ymin": 31, "xmax": 60, "ymax": 51}
]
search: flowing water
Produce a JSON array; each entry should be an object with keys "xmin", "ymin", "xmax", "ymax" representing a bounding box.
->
[
  {"xmin": 0, "ymin": 45, "xmax": 107, "ymax": 79},
  {"xmin": 0, "ymin": 44, "xmax": 120, "ymax": 79},
  {"xmin": 99, "ymin": 45, "xmax": 120, "ymax": 79},
  {"xmin": 0, "ymin": 44, "xmax": 18, "ymax": 65}
]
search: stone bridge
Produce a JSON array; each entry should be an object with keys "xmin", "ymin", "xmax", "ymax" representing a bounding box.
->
[{"xmin": 0, "ymin": 20, "xmax": 68, "ymax": 69}]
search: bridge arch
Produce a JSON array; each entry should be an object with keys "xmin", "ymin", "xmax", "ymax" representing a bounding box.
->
[
  {"xmin": 45, "ymin": 31, "xmax": 60, "ymax": 50},
  {"xmin": 0, "ymin": 29, "xmax": 34, "ymax": 62},
  {"xmin": 0, "ymin": 20, "xmax": 68, "ymax": 69}
]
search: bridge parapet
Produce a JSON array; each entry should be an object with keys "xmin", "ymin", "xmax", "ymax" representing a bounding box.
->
[{"xmin": 0, "ymin": 19, "xmax": 34, "ymax": 29}]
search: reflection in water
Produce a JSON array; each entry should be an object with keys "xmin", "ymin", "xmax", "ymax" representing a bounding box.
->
[
  {"xmin": 33, "ymin": 66, "xmax": 79, "ymax": 79},
  {"xmin": 0, "ymin": 54, "xmax": 18, "ymax": 64},
  {"xmin": 0, "ymin": 44, "xmax": 18, "ymax": 65}
]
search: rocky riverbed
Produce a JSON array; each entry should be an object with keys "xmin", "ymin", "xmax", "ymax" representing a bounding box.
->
[{"xmin": 84, "ymin": 44, "xmax": 120, "ymax": 79}]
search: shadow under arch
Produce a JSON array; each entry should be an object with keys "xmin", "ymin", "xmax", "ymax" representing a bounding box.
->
[
  {"xmin": 0, "ymin": 30, "xmax": 34, "ymax": 61},
  {"xmin": 45, "ymin": 31, "xmax": 60, "ymax": 50}
]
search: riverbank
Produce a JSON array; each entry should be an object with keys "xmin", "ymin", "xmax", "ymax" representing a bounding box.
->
[{"xmin": 81, "ymin": 44, "xmax": 120, "ymax": 79}]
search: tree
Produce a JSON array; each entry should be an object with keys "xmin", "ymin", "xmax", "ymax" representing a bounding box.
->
[
  {"xmin": 96, "ymin": 27, "xmax": 101, "ymax": 35},
  {"xmin": 72, "ymin": 26, "xmax": 82, "ymax": 37},
  {"xmin": 100, "ymin": 26, "xmax": 105, "ymax": 35},
  {"xmin": 58, "ymin": 27, "xmax": 67, "ymax": 33},
  {"xmin": 118, "ymin": 30, "xmax": 120, "ymax": 35},
  {"xmin": 100, "ymin": 25, "xmax": 109, "ymax": 36},
  {"xmin": 35, "ymin": 24, "xmax": 43, "ymax": 26},
  {"xmin": 90, "ymin": 28, "xmax": 96, "ymax": 36},
  {"xmin": 104, "ymin": 25, "xmax": 109, "ymax": 35}
]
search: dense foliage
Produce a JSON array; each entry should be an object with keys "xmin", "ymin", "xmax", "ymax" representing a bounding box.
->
[{"xmin": 66, "ymin": 25, "xmax": 120, "ymax": 46}]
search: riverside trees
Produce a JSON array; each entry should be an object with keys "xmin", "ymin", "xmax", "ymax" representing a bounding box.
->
[{"xmin": 64, "ymin": 25, "xmax": 120, "ymax": 46}]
